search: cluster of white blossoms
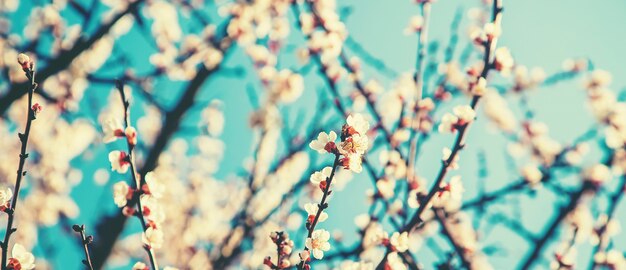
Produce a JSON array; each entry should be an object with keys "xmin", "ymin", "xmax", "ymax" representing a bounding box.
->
[
  {"xmin": 310, "ymin": 114, "xmax": 371, "ymax": 173},
  {"xmin": 593, "ymin": 250, "xmax": 626, "ymax": 269},
  {"xmin": 298, "ymin": 114, "xmax": 370, "ymax": 264},
  {"xmin": 388, "ymin": 232, "xmax": 409, "ymax": 252},
  {"xmin": 482, "ymin": 86, "xmax": 517, "ymax": 133},
  {"xmin": 513, "ymin": 65, "xmax": 546, "ymax": 91},
  {"xmin": 432, "ymin": 176, "xmax": 465, "ymax": 211},
  {"xmin": 438, "ymin": 105, "xmax": 476, "ymax": 133},
  {"xmin": 263, "ymin": 231, "xmax": 295, "ymax": 269},
  {"xmin": 493, "ymin": 47, "xmax": 514, "ymax": 76},
  {"xmin": 103, "ymin": 108, "xmax": 166, "ymax": 254},
  {"xmin": 579, "ymin": 69, "xmax": 626, "ymax": 176},
  {"xmin": 296, "ymin": 0, "xmax": 348, "ymax": 83},
  {"xmin": 385, "ymin": 252, "xmax": 407, "ymax": 270},
  {"xmin": 517, "ymin": 121, "xmax": 563, "ymax": 166}
]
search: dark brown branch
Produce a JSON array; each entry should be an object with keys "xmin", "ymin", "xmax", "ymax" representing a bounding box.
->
[
  {"xmin": 1, "ymin": 64, "xmax": 37, "ymax": 270},
  {"xmin": 297, "ymin": 154, "xmax": 341, "ymax": 269}
]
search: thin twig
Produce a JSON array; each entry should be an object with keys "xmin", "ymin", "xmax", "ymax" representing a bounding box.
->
[
  {"xmin": 72, "ymin": 224, "xmax": 94, "ymax": 270},
  {"xmin": 115, "ymin": 81, "xmax": 159, "ymax": 270},
  {"xmin": 402, "ymin": 0, "xmax": 503, "ymax": 233},
  {"xmin": 1, "ymin": 63, "xmax": 37, "ymax": 270},
  {"xmin": 297, "ymin": 154, "xmax": 341, "ymax": 269}
]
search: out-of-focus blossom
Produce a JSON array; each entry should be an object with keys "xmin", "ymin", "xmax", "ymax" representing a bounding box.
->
[
  {"xmin": 271, "ymin": 70, "xmax": 304, "ymax": 103},
  {"xmin": 140, "ymin": 195, "xmax": 165, "ymax": 225},
  {"xmin": 0, "ymin": 187, "xmax": 13, "ymax": 209},
  {"xmin": 471, "ymin": 77, "xmax": 487, "ymax": 96},
  {"xmin": 521, "ymin": 165, "xmax": 543, "ymax": 186},
  {"xmin": 389, "ymin": 232, "xmax": 409, "ymax": 252},
  {"xmin": 143, "ymin": 172, "xmax": 164, "ymax": 199},
  {"xmin": 346, "ymin": 114, "xmax": 370, "ymax": 135},
  {"xmin": 132, "ymin": 262, "xmax": 149, "ymax": 270},
  {"xmin": 125, "ymin": 126, "xmax": 137, "ymax": 146},
  {"xmin": 335, "ymin": 261, "xmax": 374, "ymax": 270},
  {"xmin": 439, "ymin": 105, "xmax": 476, "ymax": 133},
  {"xmin": 483, "ymin": 22, "xmax": 501, "ymax": 40},
  {"xmin": 403, "ymin": 16, "xmax": 423, "ymax": 34},
  {"xmin": 565, "ymin": 205, "xmax": 593, "ymax": 242},
  {"xmin": 142, "ymin": 226, "xmax": 164, "ymax": 249},
  {"xmin": 583, "ymin": 164, "xmax": 611, "ymax": 186},
  {"xmin": 586, "ymin": 69, "xmax": 612, "ymax": 89},
  {"xmin": 594, "ymin": 250, "xmax": 626, "ymax": 269},
  {"xmin": 483, "ymin": 90, "xmax": 516, "ymax": 132},
  {"xmin": 494, "ymin": 47, "xmax": 514, "ymax": 76},
  {"xmin": 113, "ymin": 181, "xmax": 131, "ymax": 207},
  {"xmin": 385, "ymin": 252, "xmax": 407, "ymax": 270},
  {"xmin": 432, "ymin": 176, "xmax": 464, "ymax": 210},
  {"xmin": 102, "ymin": 119, "xmax": 124, "ymax": 143}
]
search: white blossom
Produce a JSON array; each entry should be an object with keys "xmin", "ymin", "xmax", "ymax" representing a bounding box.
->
[
  {"xmin": 305, "ymin": 229, "xmax": 331, "ymax": 259},
  {"xmin": 304, "ymin": 203, "xmax": 328, "ymax": 223},
  {"xmin": 8, "ymin": 244, "xmax": 35, "ymax": 270},
  {"xmin": 309, "ymin": 131, "xmax": 337, "ymax": 154},
  {"xmin": 310, "ymin": 167, "xmax": 333, "ymax": 185},
  {"xmin": 108, "ymin": 150, "xmax": 129, "ymax": 174}
]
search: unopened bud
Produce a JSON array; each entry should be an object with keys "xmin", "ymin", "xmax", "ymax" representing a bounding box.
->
[{"xmin": 17, "ymin": 53, "xmax": 31, "ymax": 70}]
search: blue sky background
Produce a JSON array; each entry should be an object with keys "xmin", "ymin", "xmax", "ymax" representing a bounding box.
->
[{"xmin": 4, "ymin": 0, "xmax": 626, "ymax": 269}]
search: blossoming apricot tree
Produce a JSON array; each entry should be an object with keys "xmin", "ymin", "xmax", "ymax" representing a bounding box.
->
[{"xmin": 0, "ymin": 0, "xmax": 625, "ymax": 269}]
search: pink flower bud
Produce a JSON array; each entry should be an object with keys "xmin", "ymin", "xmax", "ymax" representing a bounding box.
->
[{"xmin": 31, "ymin": 103, "xmax": 43, "ymax": 117}]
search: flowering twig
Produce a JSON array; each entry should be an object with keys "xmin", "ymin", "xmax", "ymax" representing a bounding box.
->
[
  {"xmin": 72, "ymin": 224, "xmax": 94, "ymax": 270},
  {"xmin": 115, "ymin": 81, "xmax": 159, "ymax": 270},
  {"xmin": 297, "ymin": 154, "xmax": 340, "ymax": 270},
  {"xmin": 91, "ymin": 21, "xmax": 233, "ymax": 268},
  {"xmin": 1, "ymin": 54, "xmax": 38, "ymax": 270},
  {"xmin": 402, "ymin": 0, "xmax": 503, "ymax": 232},
  {"xmin": 264, "ymin": 232, "xmax": 294, "ymax": 269}
]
